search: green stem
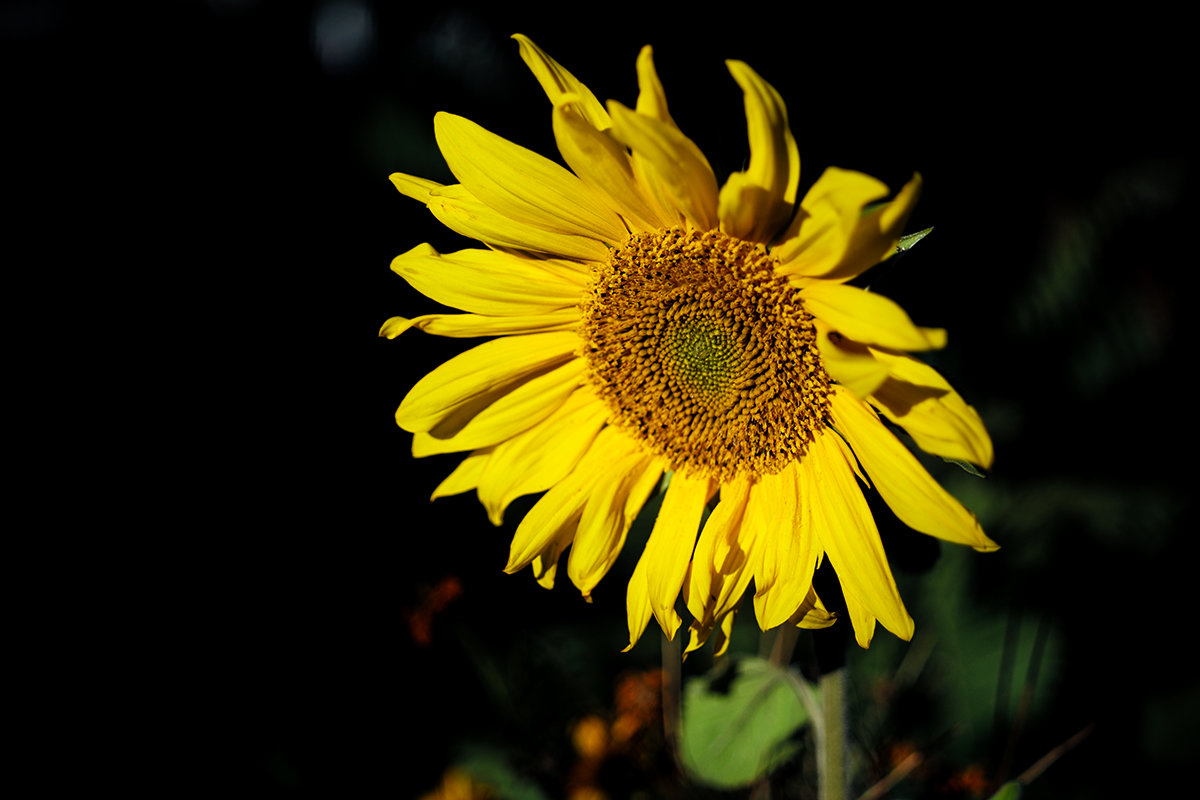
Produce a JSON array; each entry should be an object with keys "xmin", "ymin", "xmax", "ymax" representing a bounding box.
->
[{"xmin": 818, "ymin": 667, "xmax": 847, "ymax": 800}]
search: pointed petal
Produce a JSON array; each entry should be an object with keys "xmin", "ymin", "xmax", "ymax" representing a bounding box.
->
[
  {"xmin": 388, "ymin": 243, "xmax": 585, "ymax": 315},
  {"xmin": 412, "ymin": 358, "xmax": 583, "ymax": 456},
  {"xmin": 390, "ymin": 174, "xmax": 609, "ymax": 262},
  {"xmin": 476, "ymin": 387, "xmax": 609, "ymax": 525},
  {"xmin": 504, "ymin": 426, "xmax": 633, "ymax": 575},
  {"xmin": 552, "ymin": 95, "xmax": 665, "ymax": 231},
  {"xmin": 633, "ymin": 45, "xmax": 673, "ymax": 124},
  {"xmin": 830, "ymin": 386, "xmax": 998, "ymax": 551},
  {"xmin": 636, "ymin": 470, "xmax": 713, "ymax": 640},
  {"xmin": 568, "ymin": 447, "xmax": 663, "ymax": 598},
  {"xmin": 718, "ymin": 60, "xmax": 799, "ymax": 243},
  {"xmin": 867, "ymin": 349, "xmax": 994, "ymax": 469},
  {"xmin": 624, "ymin": 556, "xmax": 654, "ymax": 651},
  {"xmin": 382, "ymin": 309, "xmax": 579, "ymax": 339},
  {"xmin": 684, "ymin": 477, "xmax": 753, "ymax": 632},
  {"xmin": 809, "ymin": 429, "xmax": 914, "ymax": 641},
  {"xmin": 607, "ymin": 100, "xmax": 719, "ymax": 231},
  {"xmin": 752, "ymin": 462, "xmax": 821, "ymax": 631},
  {"xmin": 802, "ymin": 281, "xmax": 947, "ymax": 352},
  {"xmin": 843, "ymin": 592, "xmax": 880, "ymax": 648},
  {"xmin": 429, "ymin": 447, "xmax": 492, "ymax": 500},
  {"xmin": 395, "ymin": 331, "xmax": 578, "ymax": 434},
  {"xmin": 512, "ymin": 34, "xmax": 611, "ymax": 130},
  {"xmin": 434, "ymin": 112, "xmax": 627, "ymax": 245}
]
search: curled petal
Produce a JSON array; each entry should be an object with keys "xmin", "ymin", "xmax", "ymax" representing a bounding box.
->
[
  {"xmin": 776, "ymin": 170, "xmax": 922, "ymax": 284},
  {"xmin": 718, "ymin": 60, "xmax": 799, "ymax": 243},
  {"xmin": 512, "ymin": 34, "xmax": 611, "ymax": 130},
  {"xmin": 774, "ymin": 167, "xmax": 890, "ymax": 274}
]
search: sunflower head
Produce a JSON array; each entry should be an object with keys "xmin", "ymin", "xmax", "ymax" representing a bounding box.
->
[{"xmin": 383, "ymin": 34, "xmax": 995, "ymax": 653}]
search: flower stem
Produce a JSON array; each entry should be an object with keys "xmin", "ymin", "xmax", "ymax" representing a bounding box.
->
[{"xmin": 818, "ymin": 667, "xmax": 847, "ymax": 800}]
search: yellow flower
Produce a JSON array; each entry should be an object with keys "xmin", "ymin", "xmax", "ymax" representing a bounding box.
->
[{"xmin": 382, "ymin": 35, "xmax": 997, "ymax": 653}]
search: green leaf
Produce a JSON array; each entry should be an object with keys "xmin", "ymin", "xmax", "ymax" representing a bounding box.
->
[
  {"xmin": 897, "ymin": 226, "xmax": 934, "ymax": 252},
  {"xmin": 988, "ymin": 780, "xmax": 1023, "ymax": 800},
  {"xmin": 680, "ymin": 657, "xmax": 815, "ymax": 788},
  {"xmin": 942, "ymin": 456, "xmax": 988, "ymax": 478}
]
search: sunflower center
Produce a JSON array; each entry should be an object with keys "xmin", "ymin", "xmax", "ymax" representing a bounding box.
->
[{"xmin": 581, "ymin": 228, "xmax": 831, "ymax": 480}]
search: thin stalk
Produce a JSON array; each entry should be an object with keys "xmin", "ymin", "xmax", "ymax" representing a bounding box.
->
[{"xmin": 818, "ymin": 667, "xmax": 847, "ymax": 800}]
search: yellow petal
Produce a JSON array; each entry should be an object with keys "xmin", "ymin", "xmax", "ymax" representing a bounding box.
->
[
  {"xmin": 687, "ymin": 607, "xmax": 741, "ymax": 657},
  {"xmin": 429, "ymin": 447, "xmax": 491, "ymax": 500},
  {"xmin": 552, "ymin": 95, "xmax": 664, "ymax": 231},
  {"xmin": 793, "ymin": 590, "xmax": 838, "ymax": 630},
  {"xmin": 504, "ymin": 426, "xmax": 633, "ymax": 576},
  {"xmin": 802, "ymin": 281, "xmax": 947, "ymax": 352},
  {"xmin": 607, "ymin": 100, "xmax": 719, "ymax": 231},
  {"xmin": 634, "ymin": 45, "xmax": 673, "ymax": 124},
  {"xmin": 395, "ymin": 331, "xmax": 578, "ymax": 434},
  {"xmin": 412, "ymin": 358, "xmax": 583, "ymax": 456},
  {"xmin": 636, "ymin": 470, "xmax": 713, "ymax": 640},
  {"xmin": 779, "ymin": 172, "xmax": 923, "ymax": 283},
  {"xmin": 867, "ymin": 349, "xmax": 994, "ymax": 469},
  {"xmin": 751, "ymin": 462, "xmax": 820, "ymax": 631},
  {"xmin": 434, "ymin": 112, "xmax": 627, "ymax": 245},
  {"xmin": 813, "ymin": 319, "xmax": 891, "ymax": 398},
  {"xmin": 843, "ymin": 592, "xmax": 880, "ymax": 648},
  {"xmin": 476, "ymin": 387, "xmax": 609, "ymax": 525},
  {"xmin": 684, "ymin": 477, "xmax": 753, "ymax": 630},
  {"xmin": 512, "ymin": 34, "xmax": 611, "ymax": 130},
  {"xmin": 388, "ymin": 243, "xmax": 585, "ymax": 315},
  {"xmin": 390, "ymin": 174, "xmax": 609, "ymax": 262},
  {"xmin": 718, "ymin": 60, "xmax": 799, "ymax": 243},
  {"xmin": 808, "ymin": 429, "xmax": 914, "ymax": 642},
  {"xmin": 830, "ymin": 386, "xmax": 998, "ymax": 551},
  {"xmin": 568, "ymin": 448, "xmax": 663, "ymax": 598},
  {"xmin": 624, "ymin": 556, "xmax": 654, "ymax": 651},
  {"xmin": 382, "ymin": 309, "xmax": 579, "ymax": 339},
  {"xmin": 773, "ymin": 167, "xmax": 890, "ymax": 274}
]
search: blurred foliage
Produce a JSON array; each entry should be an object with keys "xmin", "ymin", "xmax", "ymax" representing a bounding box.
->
[{"xmin": 680, "ymin": 657, "xmax": 815, "ymax": 789}]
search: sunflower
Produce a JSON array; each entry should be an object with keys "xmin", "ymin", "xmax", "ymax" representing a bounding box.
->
[{"xmin": 382, "ymin": 34, "xmax": 996, "ymax": 654}]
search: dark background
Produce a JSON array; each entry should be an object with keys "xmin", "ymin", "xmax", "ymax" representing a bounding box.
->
[{"xmin": 14, "ymin": 1, "xmax": 1195, "ymax": 796}]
